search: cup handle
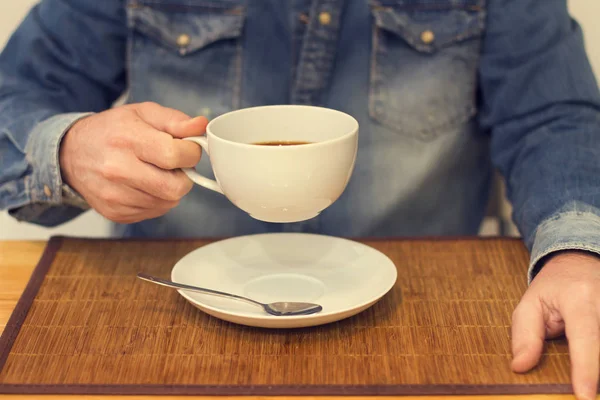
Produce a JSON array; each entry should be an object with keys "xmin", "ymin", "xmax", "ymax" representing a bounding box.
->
[{"xmin": 181, "ymin": 136, "xmax": 224, "ymax": 194}]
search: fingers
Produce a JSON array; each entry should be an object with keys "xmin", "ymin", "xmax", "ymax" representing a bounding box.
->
[
  {"xmin": 510, "ymin": 255, "xmax": 600, "ymax": 400},
  {"xmin": 131, "ymin": 124, "xmax": 202, "ymax": 170},
  {"xmin": 102, "ymin": 184, "xmax": 179, "ymax": 210},
  {"xmin": 170, "ymin": 115, "xmax": 208, "ymax": 138},
  {"xmin": 100, "ymin": 154, "xmax": 194, "ymax": 202},
  {"xmin": 87, "ymin": 171, "xmax": 181, "ymax": 224},
  {"xmin": 131, "ymin": 102, "xmax": 208, "ymax": 138},
  {"xmin": 89, "ymin": 183, "xmax": 180, "ymax": 224},
  {"xmin": 121, "ymin": 103, "xmax": 204, "ymax": 169},
  {"xmin": 131, "ymin": 165, "xmax": 193, "ymax": 202},
  {"xmin": 511, "ymin": 293, "xmax": 599, "ymax": 400},
  {"xmin": 562, "ymin": 298, "xmax": 600, "ymax": 400},
  {"xmin": 99, "ymin": 204, "xmax": 173, "ymax": 225},
  {"xmin": 544, "ymin": 311, "xmax": 565, "ymax": 339},
  {"xmin": 511, "ymin": 297, "xmax": 546, "ymax": 373}
]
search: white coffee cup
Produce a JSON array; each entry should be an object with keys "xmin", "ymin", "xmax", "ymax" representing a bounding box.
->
[{"xmin": 182, "ymin": 105, "xmax": 359, "ymax": 223}]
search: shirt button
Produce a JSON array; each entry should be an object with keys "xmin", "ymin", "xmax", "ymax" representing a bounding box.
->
[
  {"xmin": 44, "ymin": 185, "xmax": 52, "ymax": 197},
  {"xmin": 176, "ymin": 33, "xmax": 191, "ymax": 48},
  {"xmin": 318, "ymin": 11, "xmax": 331, "ymax": 26},
  {"xmin": 420, "ymin": 30, "xmax": 435, "ymax": 44}
]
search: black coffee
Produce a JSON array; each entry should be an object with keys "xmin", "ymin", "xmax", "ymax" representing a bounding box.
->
[{"xmin": 254, "ymin": 141, "xmax": 312, "ymax": 146}]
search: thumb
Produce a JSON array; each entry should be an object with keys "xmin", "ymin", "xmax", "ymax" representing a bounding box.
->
[
  {"xmin": 131, "ymin": 102, "xmax": 208, "ymax": 138},
  {"xmin": 511, "ymin": 297, "xmax": 546, "ymax": 373},
  {"xmin": 169, "ymin": 115, "xmax": 209, "ymax": 138}
]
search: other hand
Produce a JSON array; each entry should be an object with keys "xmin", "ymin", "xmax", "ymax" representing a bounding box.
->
[{"xmin": 511, "ymin": 250, "xmax": 600, "ymax": 400}]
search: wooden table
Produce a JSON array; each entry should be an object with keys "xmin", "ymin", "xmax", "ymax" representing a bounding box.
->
[{"xmin": 0, "ymin": 240, "xmax": 576, "ymax": 400}]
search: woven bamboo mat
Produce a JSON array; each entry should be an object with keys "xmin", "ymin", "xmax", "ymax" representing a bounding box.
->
[{"xmin": 0, "ymin": 236, "xmax": 572, "ymax": 395}]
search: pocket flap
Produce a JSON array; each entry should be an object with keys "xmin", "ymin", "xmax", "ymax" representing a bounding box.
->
[
  {"xmin": 128, "ymin": 1, "xmax": 245, "ymax": 56},
  {"xmin": 370, "ymin": 0, "xmax": 484, "ymax": 53}
]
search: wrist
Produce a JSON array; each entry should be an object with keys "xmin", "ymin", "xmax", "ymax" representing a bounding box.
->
[
  {"xmin": 543, "ymin": 249, "xmax": 600, "ymax": 265},
  {"xmin": 58, "ymin": 116, "xmax": 89, "ymax": 190}
]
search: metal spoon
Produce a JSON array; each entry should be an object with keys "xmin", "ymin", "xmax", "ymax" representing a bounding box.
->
[{"xmin": 137, "ymin": 273, "xmax": 323, "ymax": 316}]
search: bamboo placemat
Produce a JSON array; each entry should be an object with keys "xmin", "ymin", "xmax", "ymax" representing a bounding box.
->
[{"xmin": 0, "ymin": 236, "xmax": 572, "ymax": 395}]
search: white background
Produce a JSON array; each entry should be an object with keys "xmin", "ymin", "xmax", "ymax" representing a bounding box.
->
[{"xmin": 1, "ymin": 0, "xmax": 599, "ymax": 240}]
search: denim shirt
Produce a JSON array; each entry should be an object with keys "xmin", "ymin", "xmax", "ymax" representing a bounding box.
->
[{"xmin": 1, "ymin": 0, "xmax": 600, "ymax": 281}]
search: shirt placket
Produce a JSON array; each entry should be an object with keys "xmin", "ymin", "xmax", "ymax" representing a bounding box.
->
[
  {"xmin": 291, "ymin": 0, "xmax": 346, "ymax": 106},
  {"xmin": 282, "ymin": 0, "xmax": 345, "ymax": 234}
]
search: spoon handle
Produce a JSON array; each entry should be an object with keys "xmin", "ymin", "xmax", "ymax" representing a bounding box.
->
[{"xmin": 137, "ymin": 273, "xmax": 263, "ymax": 308}]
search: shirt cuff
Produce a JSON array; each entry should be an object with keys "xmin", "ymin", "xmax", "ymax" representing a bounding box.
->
[
  {"xmin": 25, "ymin": 112, "xmax": 93, "ymax": 209},
  {"xmin": 528, "ymin": 201, "xmax": 600, "ymax": 283}
]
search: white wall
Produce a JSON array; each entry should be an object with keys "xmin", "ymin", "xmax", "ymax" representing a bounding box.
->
[
  {"xmin": 569, "ymin": 1, "xmax": 600, "ymax": 78},
  {"xmin": 1, "ymin": 1, "xmax": 599, "ymax": 240}
]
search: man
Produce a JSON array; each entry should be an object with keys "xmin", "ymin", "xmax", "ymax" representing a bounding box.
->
[{"xmin": 1, "ymin": 0, "xmax": 599, "ymax": 398}]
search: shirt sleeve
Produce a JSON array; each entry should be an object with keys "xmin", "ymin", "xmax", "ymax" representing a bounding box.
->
[
  {"xmin": 479, "ymin": 0, "xmax": 600, "ymax": 281},
  {"xmin": 0, "ymin": 0, "xmax": 127, "ymax": 227}
]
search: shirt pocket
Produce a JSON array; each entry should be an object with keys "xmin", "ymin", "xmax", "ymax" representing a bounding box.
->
[
  {"xmin": 126, "ymin": 0, "xmax": 246, "ymax": 117},
  {"xmin": 368, "ymin": 0, "xmax": 485, "ymax": 141}
]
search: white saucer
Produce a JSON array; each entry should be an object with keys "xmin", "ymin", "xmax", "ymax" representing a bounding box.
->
[{"xmin": 171, "ymin": 233, "xmax": 397, "ymax": 328}]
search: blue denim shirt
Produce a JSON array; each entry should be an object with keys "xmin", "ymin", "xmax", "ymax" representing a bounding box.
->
[{"xmin": 1, "ymin": 0, "xmax": 600, "ymax": 281}]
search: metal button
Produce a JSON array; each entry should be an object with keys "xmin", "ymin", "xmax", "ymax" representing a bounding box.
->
[
  {"xmin": 176, "ymin": 34, "xmax": 191, "ymax": 48},
  {"xmin": 420, "ymin": 30, "xmax": 435, "ymax": 44},
  {"xmin": 44, "ymin": 185, "xmax": 52, "ymax": 197},
  {"xmin": 318, "ymin": 11, "xmax": 331, "ymax": 26}
]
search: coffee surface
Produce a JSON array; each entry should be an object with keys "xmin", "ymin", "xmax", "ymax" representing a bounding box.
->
[{"xmin": 253, "ymin": 141, "xmax": 312, "ymax": 146}]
